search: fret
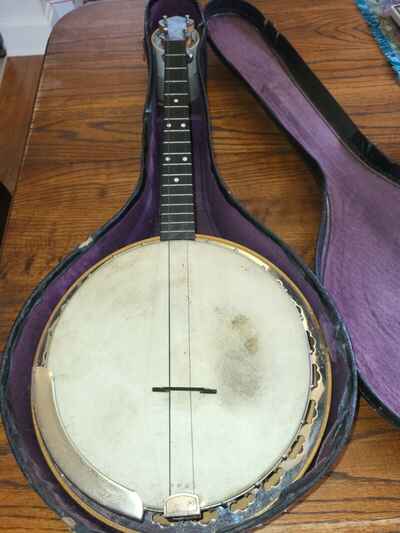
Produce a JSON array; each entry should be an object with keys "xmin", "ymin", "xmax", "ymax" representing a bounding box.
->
[
  {"xmin": 162, "ymin": 173, "xmax": 192, "ymax": 177},
  {"xmin": 160, "ymin": 203, "xmax": 194, "ymax": 209},
  {"xmin": 161, "ymin": 211, "xmax": 194, "ymax": 215},
  {"xmin": 161, "ymin": 170, "xmax": 192, "ymax": 176},
  {"xmin": 162, "ymin": 184, "xmax": 193, "ymax": 189},
  {"xmin": 161, "ymin": 162, "xmax": 191, "ymax": 168},
  {"xmin": 161, "ymin": 221, "xmax": 195, "ymax": 225},
  {"xmin": 166, "ymin": 66, "xmax": 187, "ymax": 75},
  {"xmin": 161, "ymin": 203, "xmax": 193, "ymax": 206},
  {"xmin": 162, "ymin": 183, "xmax": 192, "ymax": 186},
  {"xmin": 160, "ymin": 206, "xmax": 194, "ymax": 211},
  {"xmin": 163, "ymin": 117, "xmax": 189, "ymax": 121},
  {"xmin": 162, "ymin": 195, "xmax": 193, "ymax": 199},
  {"xmin": 162, "ymin": 170, "xmax": 192, "ymax": 176},
  {"xmin": 162, "ymin": 163, "xmax": 191, "ymax": 166},
  {"xmin": 162, "ymin": 182, "xmax": 192, "ymax": 186},
  {"xmin": 163, "ymin": 139, "xmax": 191, "ymax": 144},
  {"xmin": 163, "ymin": 141, "xmax": 191, "ymax": 145},
  {"xmin": 160, "ymin": 229, "xmax": 193, "ymax": 234},
  {"xmin": 160, "ymin": 213, "xmax": 194, "ymax": 219}
]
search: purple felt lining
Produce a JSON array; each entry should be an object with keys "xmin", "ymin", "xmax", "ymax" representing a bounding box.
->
[
  {"xmin": 0, "ymin": 1, "xmax": 356, "ymax": 531},
  {"xmin": 207, "ymin": 14, "xmax": 400, "ymax": 419}
]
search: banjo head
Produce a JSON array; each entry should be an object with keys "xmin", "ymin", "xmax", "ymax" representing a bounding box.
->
[{"xmin": 31, "ymin": 235, "xmax": 331, "ymax": 530}]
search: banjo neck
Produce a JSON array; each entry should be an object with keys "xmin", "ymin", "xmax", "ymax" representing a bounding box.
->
[{"xmin": 159, "ymin": 36, "xmax": 196, "ymax": 241}]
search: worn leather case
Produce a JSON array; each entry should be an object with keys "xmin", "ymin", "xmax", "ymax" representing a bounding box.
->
[
  {"xmin": 0, "ymin": 0, "xmax": 356, "ymax": 531},
  {"xmin": 206, "ymin": 0, "xmax": 400, "ymax": 427}
]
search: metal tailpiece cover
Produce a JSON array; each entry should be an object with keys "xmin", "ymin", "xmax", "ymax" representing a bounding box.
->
[
  {"xmin": 32, "ymin": 367, "xmax": 144, "ymax": 521},
  {"xmin": 164, "ymin": 493, "xmax": 201, "ymax": 519}
]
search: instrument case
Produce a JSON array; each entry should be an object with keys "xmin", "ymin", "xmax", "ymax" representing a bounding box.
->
[
  {"xmin": 0, "ymin": 0, "xmax": 357, "ymax": 531},
  {"xmin": 205, "ymin": 0, "xmax": 400, "ymax": 428}
]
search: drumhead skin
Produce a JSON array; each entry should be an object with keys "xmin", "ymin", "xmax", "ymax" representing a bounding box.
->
[{"xmin": 32, "ymin": 235, "xmax": 331, "ymax": 527}]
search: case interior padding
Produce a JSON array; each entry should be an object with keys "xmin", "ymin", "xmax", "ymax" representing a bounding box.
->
[
  {"xmin": 0, "ymin": 0, "xmax": 356, "ymax": 531},
  {"xmin": 206, "ymin": 0, "xmax": 400, "ymax": 425}
]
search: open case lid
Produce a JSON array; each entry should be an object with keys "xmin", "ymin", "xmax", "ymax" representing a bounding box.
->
[{"xmin": 205, "ymin": 0, "xmax": 400, "ymax": 427}]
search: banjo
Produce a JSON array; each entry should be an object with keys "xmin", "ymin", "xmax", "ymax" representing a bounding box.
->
[{"xmin": 31, "ymin": 14, "xmax": 332, "ymax": 531}]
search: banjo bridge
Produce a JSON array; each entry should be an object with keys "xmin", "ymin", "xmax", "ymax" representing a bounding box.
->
[{"xmin": 152, "ymin": 386, "xmax": 217, "ymax": 394}]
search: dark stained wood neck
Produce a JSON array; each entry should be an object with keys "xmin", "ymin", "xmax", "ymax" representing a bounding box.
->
[{"xmin": 159, "ymin": 39, "xmax": 195, "ymax": 241}]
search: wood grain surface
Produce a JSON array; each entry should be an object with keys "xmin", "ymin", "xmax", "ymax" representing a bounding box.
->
[
  {"xmin": 0, "ymin": 57, "xmax": 43, "ymax": 194},
  {"xmin": 0, "ymin": 0, "xmax": 400, "ymax": 532}
]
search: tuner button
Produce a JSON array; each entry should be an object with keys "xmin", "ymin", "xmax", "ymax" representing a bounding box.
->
[{"xmin": 158, "ymin": 15, "xmax": 168, "ymax": 33}]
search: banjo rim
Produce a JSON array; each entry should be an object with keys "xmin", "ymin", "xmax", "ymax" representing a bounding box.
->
[{"xmin": 31, "ymin": 234, "xmax": 332, "ymax": 531}]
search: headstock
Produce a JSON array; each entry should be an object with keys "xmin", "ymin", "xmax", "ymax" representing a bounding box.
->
[{"xmin": 158, "ymin": 15, "xmax": 196, "ymax": 47}]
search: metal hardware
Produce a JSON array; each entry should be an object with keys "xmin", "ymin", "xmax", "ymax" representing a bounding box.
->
[{"xmin": 164, "ymin": 493, "xmax": 201, "ymax": 519}]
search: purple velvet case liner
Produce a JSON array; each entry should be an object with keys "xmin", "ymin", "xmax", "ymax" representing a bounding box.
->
[
  {"xmin": 206, "ymin": 0, "xmax": 400, "ymax": 186},
  {"xmin": 0, "ymin": 0, "xmax": 356, "ymax": 531},
  {"xmin": 205, "ymin": 0, "xmax": 400, "ymax": 428}
]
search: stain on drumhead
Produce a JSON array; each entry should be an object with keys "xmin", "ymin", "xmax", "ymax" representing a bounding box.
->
[{"xmin": 215, "ymin": 309, "xmax": 263, "ymax": 404}]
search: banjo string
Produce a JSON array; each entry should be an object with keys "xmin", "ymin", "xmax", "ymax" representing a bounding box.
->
[
  {"xmin": 186, "ymin": 240, "xmax": 196, "ymax": 492},
  {"xmin": 168, "ymin": 240, "xmax": 172, "ymax": 496}
]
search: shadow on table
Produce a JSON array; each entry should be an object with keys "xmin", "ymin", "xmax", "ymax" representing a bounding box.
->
[{"xmin": 0, "ymin": 182, "xmax": 10, "ymax": 246}]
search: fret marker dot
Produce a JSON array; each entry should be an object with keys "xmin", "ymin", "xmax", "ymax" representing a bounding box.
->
[
  {"xmin": 165, "ymin": 156, "xmax": 171, "ymax": 162},
  {"xmin": 182, "ymin": 156, "xmax": 188, "ymax": 162},
  {"xmin": 174, "ymin": 178, "xmax": 180, "ymax": 183},
  {"xmin": 173, "ymin": 98, "xmax": 179, "ymax": 103},
  {"xmin": 180, "ymin": 123, "xmax": 186, "ymax": 128},
  {"xmin": 167, "ymin": 123, "xmax": 172, "ymax": 128}
]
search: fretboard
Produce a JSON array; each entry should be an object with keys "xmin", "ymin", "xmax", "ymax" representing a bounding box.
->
[{"xmin": 159, "ymin": 40, "xmax": 195, "ymax": 241}]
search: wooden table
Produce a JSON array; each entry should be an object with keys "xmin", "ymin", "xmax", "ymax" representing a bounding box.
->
[{"xmin": 1, "ymin": 1, "xmax": 400, "ymax": 531}]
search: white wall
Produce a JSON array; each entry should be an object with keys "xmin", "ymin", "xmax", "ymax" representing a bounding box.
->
[
  {"xmin": 0, "ymin": 0, "xmax": 50, "ymax": 55},
  {"xmin": 0, "ymin": 0, "xmax": 76, "ymax": 56},
  {"xmin": 0, "ymin": 0, "xmax": 47, "ymax": 24}
]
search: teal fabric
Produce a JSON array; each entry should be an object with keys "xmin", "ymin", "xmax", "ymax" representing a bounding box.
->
[{"xmin": 356, "ymin": 0, "xmax": 400, "ymax": 78}]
